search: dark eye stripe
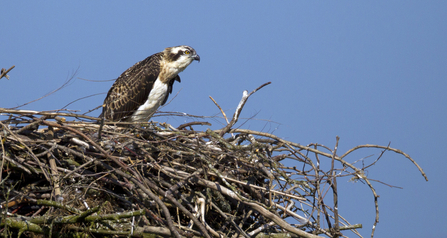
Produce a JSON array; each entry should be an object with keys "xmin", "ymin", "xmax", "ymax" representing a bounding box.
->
[{"xmin": 170, "ymin": 50, "xmax": 183, "ymax": 61}]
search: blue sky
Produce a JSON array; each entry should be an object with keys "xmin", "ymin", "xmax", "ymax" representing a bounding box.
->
[{"xmin": 1, "ymin": 1, "xmax": 446, "ymax": 237}]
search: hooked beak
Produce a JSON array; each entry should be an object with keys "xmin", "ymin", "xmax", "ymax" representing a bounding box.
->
[{"xmin": 193, "ymin": 54, "xmax": 200, "ymax": 62}]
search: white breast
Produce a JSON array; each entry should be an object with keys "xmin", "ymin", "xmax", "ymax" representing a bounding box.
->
[{"xmin": 130, "ymin": 78, "xmax": 168, "ymax": 122}]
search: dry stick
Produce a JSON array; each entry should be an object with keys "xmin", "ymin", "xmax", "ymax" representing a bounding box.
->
[
  {"xmin": 97, "ymin": 102, "xmax": 108, "ymax": 141},
  {"xmin": 107, "ymin": 148, "xmax": 210, "ymax": 238},
  {"xmin": 220, "ymin": 128, "xmax": 427, "ymax": 182},
  {"xmin": 45, "ymin": 125, "xmax": 61, "ymax": 199},
  {"xmin": 274, "ymin": 202, "xmax": 333, "ymax": 237},
  {"xmin": 164, "ymin": 164, "xmax": 305, "ymax": 201},
  {"xmin": 311, "ymin": 143, "xmax": 322, "ymax": 229},
  {"xmin": 210, "ymin": 201, "xmax": 251, "ymax": 238},
  {"xmin": 1, "ymin": 154, "xmax": 32, "ymax": 175},
  {"xmin": 196, "ymin": 179, "xmax": 323, "ymax": 238},
  {"xmin": 219, "ymin": 82, "xmax": 271, "ymax": 137},
  {"xmin": 210, "ymin": 124, "xmax": 338, "ymax": 236},
  {"xmin": 15, "ymin": 116, "xmax": 49, "ymax": 134},
  {"xmin": 158, "ymin": 146, "xmax": 293, "ymax": 237},
  {"xmin": 11, "ymin": 70, "xmax": 78, "ymax": 109},
  {"xmin": 177, "ymin": 121, "xmax": 212, "ymax": 130},
  {"xmin": 0, "ymin": 121, "xmax": 51, "ymax": 181},
  {"xmin": 276, "ymin": 153, "xmax": 331, "ymax": 237},
  {"xmin": 0, "ymin": 132, "xmax": 5, "ymax": 182},
  {"xmin": 48, "ymin": 154, "xmax": 61, "ymax": 198},
  {"xmin": 38, "ymin": 121, "xmax": 189, "ymax": 237},
  {"xmin": 322, "ymin": 205, "xmax": 361, "ymax": 237},
  {"xmin": 209, "ymin": 95, "xmax": 229, "ymax": 124},
  {"xmin": 340, "ymin": 144, "xmax": 428, "ymax": 181},
  {"xmin": 41, "ymin": 120, "xmax": 128, "ymax": 170},
  {"xmin": 130, "ymin": 178, "xmax": 183, "ymax": 238},
  {"xmin": 222, "ymin": 128, "xmax": 426, "ymax": 238},
  {"xmin": 361, "ymin": 142, "xmax": 390, "ymax": 170},
  {"xmin": 270, "ymin": 144, "xmax": 328, "ymax": 232},
  {"xmin": 76, "ymin": 144, "xmax": 184, "ymax": 238},
  {"xmin": 330, "ymin": 136, "xmax": 341, "ymax": 237},
  {"xmin": 340, "ymin": 144, "xmax": 427, "ymax": 238},
  {"xmin": 139, "ymin": 176, "xmax": 211, "ymax": 238},
  {"xmin": 164, "ymin": 163, "xmax": 317, "ymax": 235},
  {"xmin": 0, "ymin": 108, "xmax": 99, "ymax": 122},
  {"xmin": 315, "ymin": 224, "xmax": 363, "ymax": 235},
  {"xmin": 50, "ymin": 143, "xmax": 134, "ymax": 191},
  {"xmin": 54, "ymin": 144, "xmax": 121, "ymax": 187},
  {"xmin": 0, "ymin": 65, "xmax": 15, "ymax": 80},
  {"xmin": 220, "ymin": 128, "xmax": 421, "ymax": 173}
]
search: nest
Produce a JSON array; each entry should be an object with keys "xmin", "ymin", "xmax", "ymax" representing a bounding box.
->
[{"xmin": 0, "ymin": 83, "xmax": 427, "ymax": 238}]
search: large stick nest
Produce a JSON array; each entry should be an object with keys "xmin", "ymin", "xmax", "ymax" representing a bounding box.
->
[{"xmin": 0, "ymin": 83, "xmax": 427, "ymax": 238}]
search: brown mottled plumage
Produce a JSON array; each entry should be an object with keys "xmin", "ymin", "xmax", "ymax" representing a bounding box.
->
[{"xmin": 101, "ymin": 45, "xmax": 199, "ymax": 122}]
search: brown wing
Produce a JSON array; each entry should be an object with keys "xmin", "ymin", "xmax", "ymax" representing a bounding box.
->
[
  {"xmin": 102, "ymin": 52, "xmax": 163, "ymax": 121},
  {"xmin": 161, "ymin": 75, "xmax": 181, "ymax": 105}
]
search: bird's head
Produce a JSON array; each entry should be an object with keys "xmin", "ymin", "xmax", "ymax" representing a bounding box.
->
[{"xmin": 163, "ymin": 45, "xmax": 200, "ymax": 70}]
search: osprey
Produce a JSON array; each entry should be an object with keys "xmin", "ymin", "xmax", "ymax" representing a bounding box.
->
[{"xmin": 101, "ymin": 45, "xmax": 200, "ymax": 122}]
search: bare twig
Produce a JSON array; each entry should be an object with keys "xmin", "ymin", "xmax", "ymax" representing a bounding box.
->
[
  {"xmin": 0, "ymin": 65, "xmax": 15, "ymax": 80},
  {"xmin": 0, "ymin": 108, "xmax": 99, "ymax": 121},
  {"xmin": 209, "ymin": 95, "xmax": 229, "ymax": 124},
  {"xmin": 331, "ymin": 136, "xmax": 341, "ymax": 237},
  {"xmin": 10, "ymin": 68, "xmax": 79, "ymax": 109},
  {"xmin": 219, "ymin": 82, "xmax": 271, "ymax": 136}
]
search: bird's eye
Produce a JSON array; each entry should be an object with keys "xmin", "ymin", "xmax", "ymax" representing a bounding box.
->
[{"xmin": 184, "ymin": 50, "xmax": 190, "ymax": 55}]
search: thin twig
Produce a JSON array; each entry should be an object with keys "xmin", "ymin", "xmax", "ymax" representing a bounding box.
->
[
  {"xmin": 0, "ymin": 65, "xmax": 15, "ymax": 80},
  {"xmin": 209, "ymin": 95, "xmax": 229, "ymax": 124},
  {"xmin": 331, "ymin": 136, "xmax": 341, "ymax": 237},
  {"xmin": 219, "ymin": 82, "xmax": 271, "ymax": 136},
  {"xmin": 10, "ymin": 68, "xmax": 79, "ymax": 109}
]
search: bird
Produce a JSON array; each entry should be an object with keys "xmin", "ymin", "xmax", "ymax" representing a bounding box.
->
[{"xmin": 101, "ymin": 45, "xmax": 200, "ymax": 122}]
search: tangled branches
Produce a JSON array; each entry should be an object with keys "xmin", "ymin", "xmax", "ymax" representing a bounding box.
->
[{"xmin": 0, "ymin": 84, "xmax": 427, "ymax": 238}]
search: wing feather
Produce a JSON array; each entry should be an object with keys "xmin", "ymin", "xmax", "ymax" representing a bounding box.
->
[
  {"xmin": 102, "ymin": 52, "xmax": 163, "ymax": 121},
  {"xmin": 162, "ymin": 75, "xmax": 181, "ymax": 105}
]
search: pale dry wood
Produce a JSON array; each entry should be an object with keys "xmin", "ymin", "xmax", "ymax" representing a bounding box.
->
[{"xmin": 0, "ymin": 65, "xmax": 15, "ymax": 80}]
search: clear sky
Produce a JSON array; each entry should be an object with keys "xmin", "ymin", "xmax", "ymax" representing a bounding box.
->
[{"xmin": 1, "ymin": 1, "xmax": 446, "ymax": 237}]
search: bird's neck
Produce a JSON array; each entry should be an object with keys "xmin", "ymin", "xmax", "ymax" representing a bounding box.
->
[{"xmin": 159, "ymin": 59, "xmax": 191, "ymax": 83}]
